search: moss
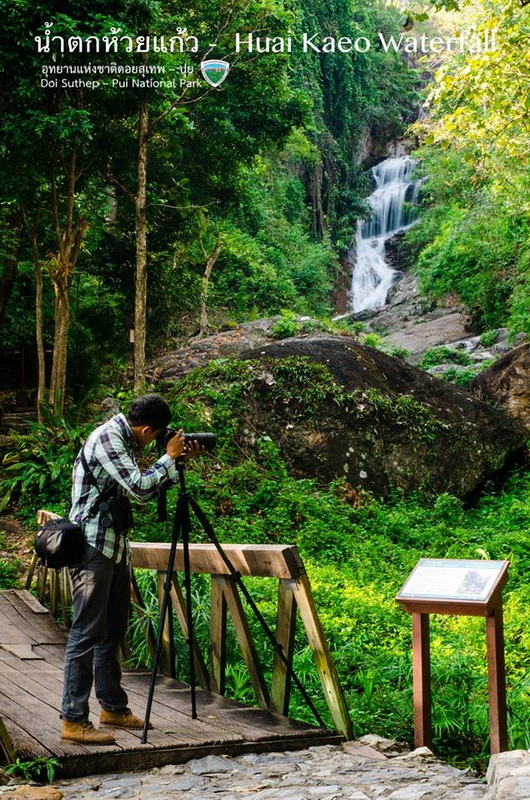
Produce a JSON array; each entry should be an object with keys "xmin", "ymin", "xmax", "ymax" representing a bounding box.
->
[
  {"xmin": 348, "ymin": 388, "xmax": 448, "ymax": 444},
  {"xmin": 167, "ymin": 357, "xmax": 447, "ymax": 446}
]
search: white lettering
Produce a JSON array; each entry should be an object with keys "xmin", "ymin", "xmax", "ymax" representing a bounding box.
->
[
  {"xmin": 354, "ymin": 37, "xmax": 370, "ymax": 52},
  {"xmin": 378, "ymin": 33, "xmax": 403, "ymax": 52},
  {"xmin": 303, "ymin": 33, "xmax": 321, "ymax": 53}
]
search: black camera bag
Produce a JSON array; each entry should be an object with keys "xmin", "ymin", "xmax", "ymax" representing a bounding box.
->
[
  {"xmin": 34, "ymin": 444, "xmax": 134, "ymax": 569},
  {"xmin": 34, "ymin": 518, "xmax": 85, "ymax": 569}
]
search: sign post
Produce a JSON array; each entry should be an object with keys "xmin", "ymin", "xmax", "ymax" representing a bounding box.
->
[{"xmin": 396, "ymin": 559, "xmax": 509, "ymax": 754}]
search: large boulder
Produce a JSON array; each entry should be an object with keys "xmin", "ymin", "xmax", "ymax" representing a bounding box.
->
[
  {"xmin": 228, "ymin": 336, "xmax": 526, "ymax": 497},
  {"xmin": 470, "ymin": 343, "xmax": 530, "ymax": 431}
]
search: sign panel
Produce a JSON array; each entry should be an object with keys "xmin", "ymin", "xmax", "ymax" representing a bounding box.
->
[{"xmin": 397, "ymin": 559, "xmax": 508, "ymax": 603}]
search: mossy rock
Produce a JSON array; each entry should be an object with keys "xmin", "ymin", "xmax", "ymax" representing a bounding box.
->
[
  {"xmin": 161, "ymin": 335, "xmax": 527, "ymax": 498},
  {"xmin": 235, "ymin": 337, "xmax": 526, "ymax": 497}
]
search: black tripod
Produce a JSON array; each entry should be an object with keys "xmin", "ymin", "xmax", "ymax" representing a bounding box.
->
[{"xmin": 141, "ymin": 461, "xmax": 325, "ymax": 744}]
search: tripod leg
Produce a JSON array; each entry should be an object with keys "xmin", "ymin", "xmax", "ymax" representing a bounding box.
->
[
  {"xmin": 189, "ymin": 496, "xmax": 327, "ymax": 729},
  {"xmin": 141, "ymin": 497, "xmax": 184, "ymax": 744}
]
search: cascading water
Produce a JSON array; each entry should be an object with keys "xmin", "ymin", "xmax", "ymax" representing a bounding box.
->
[{"xmin": 350, "ymin": 156, "xmax": 420, "ymax": 312}]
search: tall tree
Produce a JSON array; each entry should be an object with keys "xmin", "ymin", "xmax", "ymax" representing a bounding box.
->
[{"xmin": 0, "ymin": 1, "xmax": 146, "ymax": 411}]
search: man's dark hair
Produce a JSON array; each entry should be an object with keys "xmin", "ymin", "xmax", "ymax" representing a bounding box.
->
[{"xmin": 127, "ymin": 395, "xmax": 172, "ymax": 430}]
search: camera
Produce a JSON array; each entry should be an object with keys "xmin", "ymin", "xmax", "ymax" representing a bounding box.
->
[{"xmin": 157, "ymin": 427, "xmax": 217, "ymax": 451}]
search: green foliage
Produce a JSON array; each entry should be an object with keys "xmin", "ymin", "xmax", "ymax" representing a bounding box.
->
[
  {"xmin": 4, "ymin": 756, "xmax": 61, "ymax": 784},
  {"xmin": 419, "ymin": 346, "xmax": 473, "ymax": 370},
  {"xmin": 407, "ymin": 0, "xmax": 530, "ymax": 337},
  {"xmin": 441, "ymin": 367, "xmax": 481, "ymax": 388},
  {"xmin": 271, "ymin": 314, "xmax": 300, "ymax": 340},
  {"xmin": 479, "ymin": 330, "xmax": 498, "ymax": 349},
  {"xmin": 0, "ymin": 560, "xmax": 20, "ymax": 589},
  {"xmin": 363, "ymin": 333, "xmax": 383, "ymax": 349},
  {"xmin": 0, "ymin": 410, "xmax": 91, "ymax": 511},
  {"xmin": 386, "ymin": 345, "xmax": 410, "ymax": 359},
  {"xmin": 4, "ymin": 371, "xmax": 530, "ymax": 765}
]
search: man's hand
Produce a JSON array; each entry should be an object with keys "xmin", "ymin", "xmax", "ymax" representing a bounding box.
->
[
  {"xmin": 183, "ymin": 439, "xmax": 205, "ymax": 460},
  {"xmin": 166, "ymin": 429, "xmax": 185, "ymax": 460}
]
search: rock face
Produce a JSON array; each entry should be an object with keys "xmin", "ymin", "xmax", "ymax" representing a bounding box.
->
[
  {"xmin": 148, "ymin": 318, "xmax": 290, "ymax": 382},
  {"xmin": 233, "ymin": 336, "xmax": 526, "ymax": 497},
  {"xmin": 470, "ymin": 343, "xmax": 530, "ymax": 431}
]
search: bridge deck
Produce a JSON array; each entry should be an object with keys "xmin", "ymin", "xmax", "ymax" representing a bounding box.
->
[{"xmin": 0, "ymin": 590, "xmax": 342, "ymax": 778}]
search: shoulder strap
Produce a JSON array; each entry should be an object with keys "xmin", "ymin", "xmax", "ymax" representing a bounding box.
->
[
  {"xmin": 80, "ymin": 446, "xmax": 118, "ymax": 519},
  {"xmin": 80, "ymin": 447, "xmax": 99, "ymax": 489}
]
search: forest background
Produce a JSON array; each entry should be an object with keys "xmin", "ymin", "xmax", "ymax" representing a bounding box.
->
[{"xmin": 0, "ymin": 0, "xmax": 529, "ymax": 770}]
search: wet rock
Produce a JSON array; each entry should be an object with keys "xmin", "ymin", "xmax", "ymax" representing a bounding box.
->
[
  {"xmin": 357, "ymin": 734, "xmax": 401, "ymax": 753},
  {"xmin": 99, "ymin": 398, "xmax": 120, "ymax": 421},
  {"xmin": 382, "ymin": 312, "xmax": 471, "ymax": 357},
  {"xmin": 148, "ymin": 318, "xmax": 285, "ymax": 382}
]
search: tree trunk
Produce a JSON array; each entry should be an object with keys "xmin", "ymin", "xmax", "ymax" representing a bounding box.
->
[
  {"xmin": 200, "ymin": 234, "xmax": 222, "ymax": 337},
  {"xmin": 49, "ymin": 278, "xmax": 70, "ymax": 415},
  {"xmin": 47, "ymin": 147, "xmax": 87, "ymax": 415},
  {"xmin": 134, "ymin": 92, "xmax": 149, "ymax": 393},
  {"xmin": 0, "ymin": 211, "xmax": 23, "ymax": 331},
  {"xmin": 30, "ymin": 224, "xmax": 46, "ymax": 419}
]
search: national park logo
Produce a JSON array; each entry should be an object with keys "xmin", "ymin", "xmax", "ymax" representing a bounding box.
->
[{"xmin": 200, "ymin": 59, "xmax": 230, "ymax": 87}]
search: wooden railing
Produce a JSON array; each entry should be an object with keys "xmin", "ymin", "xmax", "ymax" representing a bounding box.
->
[{"xmin": 29, "ymin": 511, "xmax": 352, "ymax": 738}]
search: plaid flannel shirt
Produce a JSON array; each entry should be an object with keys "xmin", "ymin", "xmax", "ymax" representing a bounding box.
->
[{"xmin": 69, "ymin": 413, "xmax": 177, "ymax": 563}]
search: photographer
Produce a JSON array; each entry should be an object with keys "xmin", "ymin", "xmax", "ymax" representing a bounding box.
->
[{"xmin": 61, "ymin": 394, "xmax": 199, "ymax": 745}]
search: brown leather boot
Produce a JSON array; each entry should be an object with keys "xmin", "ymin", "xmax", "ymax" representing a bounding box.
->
[
  {"xmin": 100, "ymin": 708, "xmax": 152, "ymax": 729},
  {"xmin": 61, "ymin": 720, "xmax": 116, "ymax": 745}
]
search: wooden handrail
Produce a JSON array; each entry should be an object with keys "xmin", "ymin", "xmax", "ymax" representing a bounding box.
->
[
  {"xmin": 131, "ymin": 542, "xmax": 306, "ymax": 579},
  {"xmin": 32, "ymin": 510, "xmax": 353, "ymax": 739}
]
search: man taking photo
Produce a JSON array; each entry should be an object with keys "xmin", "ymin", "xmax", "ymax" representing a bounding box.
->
[{"xmin": 61, "ymin": 394, "xmax": 199, "ymax": 745}]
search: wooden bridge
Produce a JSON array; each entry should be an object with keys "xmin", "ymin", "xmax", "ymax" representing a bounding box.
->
[{"xmin": 0, "ymin": 514, "xmax": 351, "ymax": 777}]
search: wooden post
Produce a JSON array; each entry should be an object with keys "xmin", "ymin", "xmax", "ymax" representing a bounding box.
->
[
  {"xmin": 412, "ymin": 612, "xmax": 432, "ymax": 749},
  {"xmin": 25, "ymin": 553, "xmax": 38, "ymax": 590},
  {"xmin": 0, "ymin": 717, "xmax": 16, "ymax": 763},
  {"xmin": 294, "ymin": 574, "xmax": 353, "ymax": 738},
  {"xmin": 169, "ymin": 575, "xmax": 209, "ymax": 688},
  {"xmin": 270, "ymin": 579, "xmax": 297, "ymax": 716},
  {"xmin": 486, "ymin": 604, "xmax": 508, "ymax": 754},
  {"xmin": 60, "ymin": 568, "xmax": 72, "ymax": 627},
  {"xmin": 218, "ymin": 576, "xmax": 270, "ymax": 710},
  {"xmin": 157, "ymin": 572, "xmax": 175, "ymax": 678},
  {"xmin": 210, "ymin": 575, "xmax": 227, "ymax": 695},
  {"xmin": 130, "ymin": 570, "xmax": 156, "ymax": 661},
  {"xmin": 49, "ymin": 569, "xmax": 59, "ymax": 617},
  {"xmin": 37, "ymin": 564, "xmax": 48, "ymax": 605}
]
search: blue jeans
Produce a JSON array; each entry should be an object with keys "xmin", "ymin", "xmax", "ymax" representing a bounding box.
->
[{"xmin": 61, "ymin": 543, "xmax": 131, "ymax": 722}]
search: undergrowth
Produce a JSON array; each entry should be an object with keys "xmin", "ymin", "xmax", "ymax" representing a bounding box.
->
[{"xmin": 1, "ymin": 375, "xmax": 529, "ymax": 771}]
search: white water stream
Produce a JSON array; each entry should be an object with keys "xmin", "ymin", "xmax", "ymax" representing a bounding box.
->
[{"xmin": 350, "ymin": 156, "xmax": 420, "ymax": 312}]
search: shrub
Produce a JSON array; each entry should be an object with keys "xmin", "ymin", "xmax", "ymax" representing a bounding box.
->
[
  {"xmin": 419, "ymin": 346, "xmax": 473, "ymax": 370},
  {"xmin": 0, "ymin": 410, "xmax": 91, "ymax": 512},
  {"xmin": 479, "ymin": 330, "xmax": 499, "ymax": 348}
]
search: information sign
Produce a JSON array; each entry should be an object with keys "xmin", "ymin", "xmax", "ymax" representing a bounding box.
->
[
  {"xmin": 397, "ymin": 559, "xmax": 507, "ymax": 604},
  {"xmin": 396, "ymin": 558, "xmax": 509, "ymax": 755}
]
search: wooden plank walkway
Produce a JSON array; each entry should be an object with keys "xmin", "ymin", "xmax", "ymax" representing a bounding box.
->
[{"xmin": 0, "ymin": 590, "xmax": 343, "ymax": 778}]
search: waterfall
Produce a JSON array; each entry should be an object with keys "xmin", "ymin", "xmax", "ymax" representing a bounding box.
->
[{"xmin": 350, "ymin": 156, "xmax": 420, "ymax": 312}]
